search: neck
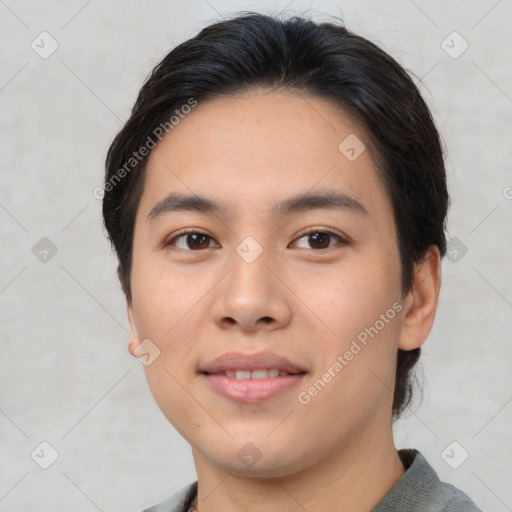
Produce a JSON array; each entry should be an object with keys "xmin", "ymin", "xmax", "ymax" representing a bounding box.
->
[{"xmin": 189, "ymin": 425, "xmax": 405, "ymax": 512}]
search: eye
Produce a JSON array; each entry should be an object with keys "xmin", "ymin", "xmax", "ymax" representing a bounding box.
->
[
  {"xmin": 291, "ymin": 229, "xmax": 348, "ymax": 250},
  {"xmin": 165, "ymin": 230, "xmax": 219, "ymax": 250}
]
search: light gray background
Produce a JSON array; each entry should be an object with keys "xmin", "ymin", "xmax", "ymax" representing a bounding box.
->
[{"xmin": 1, "ymin": 1, "xmax": 511, "ymax": 511}]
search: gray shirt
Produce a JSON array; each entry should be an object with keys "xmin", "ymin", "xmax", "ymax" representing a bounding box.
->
[{"xmin": 142, "ymin": 449, "xmax": 483, "ymax": 512}]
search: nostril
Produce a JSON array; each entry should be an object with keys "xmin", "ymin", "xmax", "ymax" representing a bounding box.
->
[{"xmin": 261, "ymin": 316, "xmax": 273, "ymax": 323}]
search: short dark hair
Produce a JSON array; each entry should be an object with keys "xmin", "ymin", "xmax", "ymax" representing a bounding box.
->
[{"xmin": 102, "ymin": 12, "xmax": 448, "ymax": 417}]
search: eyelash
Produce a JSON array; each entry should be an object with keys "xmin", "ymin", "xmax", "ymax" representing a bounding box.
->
[{"xmin": 163, "ymin": 227, "xmax": 349, "ymax": 251}]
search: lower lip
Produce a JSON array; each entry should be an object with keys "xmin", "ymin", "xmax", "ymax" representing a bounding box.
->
[{"xmin": 202, "ymin": 373, "xmax": 305, "ymax": 403}]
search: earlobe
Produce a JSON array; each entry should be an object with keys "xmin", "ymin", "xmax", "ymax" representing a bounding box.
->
[
  {"xmin": 398, "ymin": 246, "xmax": 442, "ymax": 351},
  {"xmin": 128, "ymin": 337, "xmax": 140, "ymax": 357},
  {"xmin": 127, "ymin": 301, "xmax": 141, "ymax": 357}
]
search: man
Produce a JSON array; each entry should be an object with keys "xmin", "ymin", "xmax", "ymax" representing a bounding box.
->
[{"xmin": 102, "ymin": 12, "xmax": 483, "ymax": 512}]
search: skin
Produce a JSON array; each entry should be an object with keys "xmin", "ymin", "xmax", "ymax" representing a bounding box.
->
[{"xmin": 126, "ymin": 88, "xmax": 441, "ymax": 512}]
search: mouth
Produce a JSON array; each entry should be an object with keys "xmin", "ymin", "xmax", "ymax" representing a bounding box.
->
[
  {"xmin": 203, "ymin": 368, "xmax": 304, "ymax": 379},
  {"xmin": 198, "ymin": 352, "xmax": 307, "ymax": 403}
]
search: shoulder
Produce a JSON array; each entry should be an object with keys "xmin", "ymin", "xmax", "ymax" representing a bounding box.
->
[
  {"xmin": 373, "ymin": 449, "xmax": 483, "ymax": 512},
  {"xmin": 436, "ymin": 480, "xmax": 484, "ymax": 512},
  {"xmin": 411, "ymin": 451, "xmax": 482, "ymax": 511},
  {"xmin": 140, "ymin": 481, "xmax": 198, "ymax": 512}
]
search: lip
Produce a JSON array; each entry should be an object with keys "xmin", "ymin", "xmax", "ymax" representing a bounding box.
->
[
  {"xmin": 199, "ymin": 351, "xmax": 307, "ymax": 404},
  {"xmin": 199, "ymin": 351, "xmax": 306, "ymax": 374}
]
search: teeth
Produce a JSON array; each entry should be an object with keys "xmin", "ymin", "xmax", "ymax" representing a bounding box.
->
[
  {"xmin": 251, "ymin": 370, "xmax": 269, "ymax": 380},
  {"xmin": 222, "ymin": 369, "xmax": 291, "ymax": 379}
]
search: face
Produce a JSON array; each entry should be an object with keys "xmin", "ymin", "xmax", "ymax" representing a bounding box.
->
[{"xmin": 127, "ymin": 89, "xmax": 411, "ymax": 477}]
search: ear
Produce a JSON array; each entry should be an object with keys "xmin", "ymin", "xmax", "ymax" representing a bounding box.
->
[
  {"xmin": 398, "ymin": 245, "xmax": 442, "ymax": 351},
  {"xmin": 127, "ymin": 301, "xmax": 142, "ymax": 357}
]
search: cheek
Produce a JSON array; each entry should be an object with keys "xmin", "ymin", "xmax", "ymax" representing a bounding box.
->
[
  {"xmin": 130, "ymin": 256, "xmax": 219, "ymax": 383},
  {"xmin": 295, "ymin": 260, "xmax": 400, "ymax": 340},
  {"xmin": 297, "ymin": 286, "xmax": 402, "ymax": 426},
  {"xmin": 131, "ymin": 254, "xmax": 199, "ymax": 339},
  {"xmin": 293, "ymin": 257, "xmax": 403, "ymax": 402},
  {"xmin": 131, "ymin": 261, "xmax": 204, "ymax": 425}
]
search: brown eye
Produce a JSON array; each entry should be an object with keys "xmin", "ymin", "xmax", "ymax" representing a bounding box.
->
[
  {"xmin": 292, "ymin": 230, "xmax": 347, "ymax": 250},
  {"xmin": 167, "ymin": 231, "xmax": 218, "ymax": 250},
  {"xmin": 185, "ymin": 233, "xmax": 211, "ymax": 249},
  {"xmin": 308, "ymin": 232, "xmax": 331, "ymax": 249}
]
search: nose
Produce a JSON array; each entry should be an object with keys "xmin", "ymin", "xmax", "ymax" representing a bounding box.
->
[{"xmin": 210, "ymin": 243, "xmax": 293, "ymax": 334}]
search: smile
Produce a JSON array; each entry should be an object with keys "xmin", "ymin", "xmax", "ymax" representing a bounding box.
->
[
  {"xmin": 198, "ymin": 351, "xmax": 308, "ymax": 403},
  {"xmin": 214, "ymin": 369, "xmax": 299, "ymax": 379}
]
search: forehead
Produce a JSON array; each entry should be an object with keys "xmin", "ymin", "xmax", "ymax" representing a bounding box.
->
[{"xmin": 138, "ymin": 89, "xmax": 390, "ymax": 221}]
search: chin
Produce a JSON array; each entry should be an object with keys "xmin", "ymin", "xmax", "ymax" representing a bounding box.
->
[{"xmin": 197, "ymin": 437, "xmax": 318, "ymax": 479}]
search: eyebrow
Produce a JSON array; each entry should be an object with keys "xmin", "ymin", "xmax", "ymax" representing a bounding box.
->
[
  {"xmin": 274, "ymin": 189, "xmax": 368, "ymax": 217},
  {"xmin": 147, "ymin": 189, "xmax": 368, "ymax": 222}
]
